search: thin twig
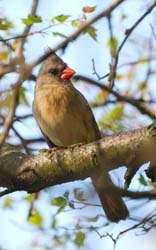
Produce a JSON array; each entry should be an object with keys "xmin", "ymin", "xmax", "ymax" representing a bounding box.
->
[
  {"xmin": 74, "ymin": 74, "xmax": 154, "ymax": 119},
  {"xmin": 31, "ymin": 0, "xmax": 126, "ymax": 67},
  {"xmin": 109, "ymin": 1, "xmax": 156, "ymax": 87},
  {"xmin": 150, "ymin": 23, "xmax": 156, "ymax": 41},
  {"xmin": 71, "ymin": 199, "xmax": 101, "ymax": 207},
  {"xmin": 0, "ymin": 35, "xmax": 14, "ymax": 51},
  {"xmin": 107, "ymin": 13, "xmax": 115, "ymax": 65},
  {"xmin": 115, "ymin": 212, "xmax": 156, "ymax": 243},
  {"xmin": 92, "ymin": 58, "xmax": 102, "ymax": 80},
  {"xmin": 11, "ymin": 125, "xmax": 30, "ymax": 154},
  {"xmin": 90, "ymin": 98, "xmax": 155, "ymax": 109}
]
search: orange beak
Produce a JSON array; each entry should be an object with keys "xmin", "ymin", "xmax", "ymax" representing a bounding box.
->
[{"xmin": 60, "ymin": 67, "xmax": 76, "ymax": 80}]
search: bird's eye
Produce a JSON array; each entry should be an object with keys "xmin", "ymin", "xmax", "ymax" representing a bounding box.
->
[{"xmin": 48, "ymin": 69, "xmax": 59, "ymax": 75}]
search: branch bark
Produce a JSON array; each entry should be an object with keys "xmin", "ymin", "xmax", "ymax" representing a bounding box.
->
[{"xmin": 0, "ymin": 124, "xmax": 156, "ymax": 194}]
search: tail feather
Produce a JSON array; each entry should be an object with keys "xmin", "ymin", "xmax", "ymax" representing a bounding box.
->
[
  {"xmin": 91, "ymin": 173, "xmax": 129, "ymax": 222},
  {"xmin": 99, "ymin": 192, "xmax": 128, "ymax": 222}
]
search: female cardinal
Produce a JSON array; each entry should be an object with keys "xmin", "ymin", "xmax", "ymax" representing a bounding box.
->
[{"xmin": 33, "ymin": 52, "xmax": 129, "ymax": 222}]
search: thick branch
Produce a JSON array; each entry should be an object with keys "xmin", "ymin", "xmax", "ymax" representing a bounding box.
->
[{"xmin": 0, "ymin": 124, "xmax": 156, "ymax": 194}]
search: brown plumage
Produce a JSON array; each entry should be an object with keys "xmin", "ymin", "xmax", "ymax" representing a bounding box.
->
[{"xmin": 33, "ymin": 53, "xmax": 129, "ymax": 222}]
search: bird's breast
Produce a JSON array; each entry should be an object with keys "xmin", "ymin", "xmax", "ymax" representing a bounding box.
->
[
  {"xmin": 33, "ymin": 84, "xmax": 99, "ymax": 147},
  {"xmin": 34, "ymin": 85, "xmax": 83, "ymax": 146}
]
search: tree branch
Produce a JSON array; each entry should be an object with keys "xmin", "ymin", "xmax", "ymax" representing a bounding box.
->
[
  {"xmin": 31, "ymin": 0, "xmax": 126, "ymax": 67},
  {"xmin": 0, "ymin": 78, "xmax": 22, "ymax": 148},
  {"xmin": 15, "ymin": 0, "xmax": 39, "ymax": 56},
  {"xmin": 109, "ymin": 1, "xmax": 156, "ymax": 87},
  {"xmin": 0, "ymin": 124, "xmax": 156, "ymax": 195},
  {"xmin": 74, "ymin": 75, "xmax": 154, "ymax": 119}
]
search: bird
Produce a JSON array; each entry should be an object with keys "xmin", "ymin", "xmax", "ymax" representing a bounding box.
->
[{"xmin": 33, "ymin": 52, "xmax": 129, "ymax": 222}]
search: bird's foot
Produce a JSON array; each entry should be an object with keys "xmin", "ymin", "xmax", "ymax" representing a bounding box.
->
[
  {"xmin": 69, "ymin": 142, "xmax": 85, "ymax": 150},
  {"xmin": 40, "ymin": 147, "xmax": 66, "ymax": 154},
  {"xmin": 47, "ymin": 147, "xmax": 66, "ymax": 153}
]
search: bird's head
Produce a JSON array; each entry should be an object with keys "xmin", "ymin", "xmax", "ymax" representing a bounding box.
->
[{"xmin": 37, "ymin": 53, "xmax": 76, "ymax": 87}]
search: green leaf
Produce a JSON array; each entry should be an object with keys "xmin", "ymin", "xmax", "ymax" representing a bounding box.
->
[
  {"xmin": 107, "ymin": 37, "xmax": 118, "ymax": 49},
  {"xmin": 22, "ymin": 19, "xmax": 32, "ymax": 25},
  {"xmin": 86, "ymin": 215, "xmax": 99, "ymax": 222},
  {"xmin": 71, "ymin": 20, "xmax": 82, "ymax": 28},
  {"xmin": 83, "ymin": 26, "xmax": 97, "ymax": 41},
  {"xmin": 24, "ymin": 194, "xmax": 35, "ymax": 203},
  {"xmin": 0, "ymin": 50, "xmax": 9, "ymax": 60},
  {"xmin": 0, "ymin": 19, "xmax": 13, "ymax": 30},
  {"xmin": 74, "ymin": 231, "xmax": 85, "ymax": 247},
  {"xmin": 20, "ymin": 87, "xmax": 29, "ymax": 106},
  {"xmin": 101, "ymin": 105, "xmax": 123, "ymax": 126},
  {"xmin": 52, "ymin": 32, "xmax": 68, "ymax": 39},
  {"xmin": 22, "ymin": 14, "xmax": 42, "ymax": 25},
  {"xmin": 54, "ymin": 15, "xmax": 70, "ymax": 23},
  {"xmin": 51, "ymin": 196, "xmax": 67, "ymax": 208},
  {"xmin": 28, "ymin": 209, "xmax": 43, "ymax": 226},
  {"xmin": 3, "ymin": 197, "xmax": 12, "ymax": 208},
  {"xmin": 138, "ymin": 174, "xmax": 148, "ymax": 186},
  {"xmin": 0, "ymin": 23, "xmax": 8, "ymax": 30}
]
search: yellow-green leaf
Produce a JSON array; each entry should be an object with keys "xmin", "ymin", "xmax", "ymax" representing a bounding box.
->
[
  {"xmin": 0, "ymin": 19, "xmax": 13, "ymax": 30},
  {"xmin": 22, "ymin": 14, "xmax": 42, "ymax": 25},
  {"xmin": 51, "ymin": 196, "xmax": 67, "ymax": 208},
  {"xmin": 24, "ymin": 194, "xmax": 35, "ymax": 203},
  {"xmin": 3, "ymin": 197, "xmax": 12, "ymax": 208},
  {"xmin": 86, "ymin": 215, "xmax": 99, "ymax": 222},
  {"xmin": 83, "ymin": 26, "xmax": 97, "ymax": 41},
  {"xmin": 53, "ymin": 32, "xmax": 68, "ymax": 39},
  {"xmin": 54, "ymin": 15, "xmax": 70, "ymax": 23},
  {"xmin": 71, "ymin": 20, "xmax": 83, "ymax": 28},
  {"xmin": 107, "ymin": 37, "xmax": 118, "ymax": 49},
  {"xmin": 28, "ymin": 209, "xmax": 43, "ymax": 226},
  {"xmin": 74, "ymin": 232, "xmax": 85, "ymax": 247},
  {"xmin": 20, "ymin": 87, "xmax": 29, "ymax": 106},
  {"xmin": 103, "ymin": 105, "xmax": 123, "ymax": 124},
  {"xmin": 0, "ymin": 50, "xmax": 9, "ymax": 60}
]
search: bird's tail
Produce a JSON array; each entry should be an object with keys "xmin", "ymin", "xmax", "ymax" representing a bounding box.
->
[{"xmin": 91, "ymin": 173, "xmax": 129, "ymax": 222}]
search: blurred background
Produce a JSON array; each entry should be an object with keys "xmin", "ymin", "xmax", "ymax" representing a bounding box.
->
[{"xmin": 0, "ymin": 0, "xmax": 156, "ymax": 249}]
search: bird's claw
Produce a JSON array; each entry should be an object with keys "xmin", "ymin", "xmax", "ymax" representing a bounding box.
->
[{"xmin": 69, "ymin": 142, "xmax": 85, "ymax": 150}]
